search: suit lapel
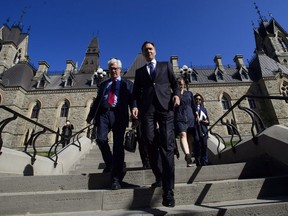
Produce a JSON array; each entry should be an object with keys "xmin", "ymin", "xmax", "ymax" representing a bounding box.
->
[
  {"xmin": 154, "ymin": 62, "xmax": 161, "ymax": 80},
  {"xmin": 143, "ymin": 66, "xmax": 153, "ymax": 81}
]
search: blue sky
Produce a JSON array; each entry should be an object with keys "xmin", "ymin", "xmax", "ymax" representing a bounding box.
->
[{"xmin": 1, "ymin": 0, "xmax": 288, "ymax": 71}]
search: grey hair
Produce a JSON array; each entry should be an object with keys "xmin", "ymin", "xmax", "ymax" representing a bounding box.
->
[{"xmin": 108, "ymin": 58, "xmax": 122, "ymax": 68}]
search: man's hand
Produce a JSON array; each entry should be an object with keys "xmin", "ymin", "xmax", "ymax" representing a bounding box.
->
[
  {"xmin": 132, "ymin": 107, "xmax": 139, "ymax": 119},
  {"xmin": 173, "ymin": 95, "xmax": 180, "ymax": 107}
]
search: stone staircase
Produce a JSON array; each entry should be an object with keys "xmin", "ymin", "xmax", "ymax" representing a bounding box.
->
[{"xmin": 1, "ymin": 142, "xmax": 288, "ymax": 215}]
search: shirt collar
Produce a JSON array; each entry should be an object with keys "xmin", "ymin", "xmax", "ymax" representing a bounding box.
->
[
  {"xmin": 147, "ymin": 59, "xmax": 156, "ymax": 65},
  {"xmin": 111, "ymin": 76, "xmax": 121, "ymax": 82}
]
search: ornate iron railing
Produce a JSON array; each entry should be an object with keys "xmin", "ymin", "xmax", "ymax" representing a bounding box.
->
[
  {"xmin": 0, "ymin": 105, "xmax": 93, "ymax": 167},
  {"xmin": 208, "ymin": 95, "xmax": 288, "ymax": 157}
]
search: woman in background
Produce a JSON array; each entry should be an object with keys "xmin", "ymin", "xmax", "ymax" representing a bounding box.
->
[
  {"xmin": 193, "ymin": 93, "xmax": 209, "ymax": 166},
  {"xmin": 174, "ymin": 77, "xmax": 197, "ymax": 167}
]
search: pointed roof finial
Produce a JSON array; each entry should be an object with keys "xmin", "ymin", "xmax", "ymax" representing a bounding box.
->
[
  {"xmin": 254, "ymin": 2, "xmax": 263, "ymax": 22},
  {"xmin": 27, "ymin": 26, "xmax": 31, "ymax": 34},
  {"xmin": 254, "ymin": 2, "xmax": 267, "ymax": 23},
  {"xmin": 268, "ymin": 11, "xmax": 273, "ymax": 18},
  {"xmin": 4, "ymin": 17, "xmax": 10, "ymax": 25},
  {"xmin": 17, "ymin": 8, "xmax": 26, "ymax": 27}
]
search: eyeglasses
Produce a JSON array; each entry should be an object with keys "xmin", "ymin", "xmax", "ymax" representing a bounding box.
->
[{"xmin": 110, "ymin": 67, "xmax": 120, "ymax": 70}]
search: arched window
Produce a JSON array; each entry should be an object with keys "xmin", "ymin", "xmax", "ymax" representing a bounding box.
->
[
  {"xmin": 241, "ymin": 71, "xmax": 249, "ymax": 80},
  {"xmin": 31, "ymin": 101, "xmax": 41, "ymax": 119},
  {"xmin": 278, "ymin": 36, "xmax": 288, "ymax": 51},
  {"xmin": 248, "ymin": 97, "xmax": 256, "ymax": 109},
  {"xmin": 60, "ymin": 100, "xmax": 70, "ymax": 117},
  {"xmin": 13, "ymin": 52, "xmax": 21, "ymax": 64},
  {"xmin": 38, "ymin": 77, "xmax": 46, "ymax": 88},
  {"xmin": 66, "ymin": 76, "xmax": 73, "ymax": 87},
  {"xmin": 217, "ymin": 71, "xmax": 224, "ymax": 81},
  {"xmin": 221, "ymin": 96, "xmax": 230, "ymax": 110},
  {"xmin": 91, "ymin": 74, "xmax": 97, "ymax": 86},
  {"xmin": 191, "ymin": 72, "xmax": 198, "ymax": 81}
]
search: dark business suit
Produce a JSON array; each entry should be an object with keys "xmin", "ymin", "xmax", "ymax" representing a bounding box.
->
[
  {"xmin": 133, "ymin": 61, "xmax": 180, "ymax": 192},
  {"xmin": 87, "ymin": 77, "xmax": 135, "ymax": 182},
  {"xmin": 194, "ymin": 105, "xmax": 209, "ymax": 166}
]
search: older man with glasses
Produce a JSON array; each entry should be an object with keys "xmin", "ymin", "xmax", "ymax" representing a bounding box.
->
[{"xmin": 86, "ymin": 58, "xmax": 136, "ymax": 190}]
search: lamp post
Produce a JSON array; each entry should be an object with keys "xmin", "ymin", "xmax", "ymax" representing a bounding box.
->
[
  {"xmin": 94, "ymin": 67, "xmax": 106, "ymax": 87},
  {"xmin": 179, "ymin": 65, "xmax": 192, "ymax": 91}
]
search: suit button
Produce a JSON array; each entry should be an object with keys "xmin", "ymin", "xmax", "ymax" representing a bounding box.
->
[{"xmin": 153, "ymin": 83, "xmax": 156, "ymax": 85}]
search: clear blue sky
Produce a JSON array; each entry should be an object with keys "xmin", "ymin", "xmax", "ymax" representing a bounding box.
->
[{"xmin": 1, "ymin": 0, "xmax": 288, "ymax": 71}]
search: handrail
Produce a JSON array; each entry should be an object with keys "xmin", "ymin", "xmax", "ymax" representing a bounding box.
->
[
  {"xmin": 208, "ymin": 95, "xmax": 288, "ymax": 157},
  {"xmin": 0, "ymin": 105, "xmax": 93, "ymax": 167},
  {"xmin": 47, "ymin": 124, "xmax": 93, "ymax": 167}
]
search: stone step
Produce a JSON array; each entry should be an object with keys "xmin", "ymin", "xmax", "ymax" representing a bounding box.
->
[
  {"xmin": 69, "ymin": 144, "xmax": 146, "ymax": 174},
  {"xmin": 7, "ymin": 197, "xmax": 288, "ymax": 216},
  {"xmin": 0, "ymin": 162, "xmax": 269, "ymax": 193},
  {"xmin": 1, "ymin": 175, "xmax": 287, "ymax": 215},
  {"xmin": 70, "ymin": 158, "xmax": 190, "ymax": 175}
]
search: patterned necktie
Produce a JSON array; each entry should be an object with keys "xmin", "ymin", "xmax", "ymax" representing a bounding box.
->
[
  {"xmin": 108, "ymin": 79, "xmax": 116, "ymax": 106},
  {"xmin": 149, "ymin": 62, "xmax": 156, "ymax": 80}
]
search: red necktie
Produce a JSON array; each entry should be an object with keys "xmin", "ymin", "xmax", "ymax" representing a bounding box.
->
[{"xmin": 108, "ymin": 79, "xmax": 116, "ymax": 106}]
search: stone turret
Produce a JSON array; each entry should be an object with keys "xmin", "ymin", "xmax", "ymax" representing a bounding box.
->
[{"xmin": 0, "ymin": 24, "xmax": 29, "ymax": 74}]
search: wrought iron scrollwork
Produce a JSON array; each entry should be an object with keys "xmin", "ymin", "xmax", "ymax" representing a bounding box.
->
[
  {"xmin": 0, "ymin": 115, "xmax": 17, "ymax": 155},
  {"xmin": 23, "ymin": 128, "xmax": 46, "ymax": 165}
]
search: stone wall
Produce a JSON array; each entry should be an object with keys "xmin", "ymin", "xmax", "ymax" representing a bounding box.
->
[{"xmin": 1, "ymin": 73, "xmax": 288, "ymax": 148}]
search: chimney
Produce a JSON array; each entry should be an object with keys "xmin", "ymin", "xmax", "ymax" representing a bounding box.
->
[
  {"xmin": 233, "ymin": 54, "xmax": 247, "ymax": 70},
  {"xmin": 65, "ymin": 60, "xmax": 75, "ymax": 72},
  {"xmin": 34, "ymin": 61, "xmax": 49, "ymax": 80},
  {"xmin": 63, "ymin": 60, "xmax": 76, "ymax": 76},
  {"xmin": 214, "ymin": 55, "xmax": 225, "ymax": 72},
  {"xmin": 170, "ymin": 55, "xmax": 179, "ymax": 73}
]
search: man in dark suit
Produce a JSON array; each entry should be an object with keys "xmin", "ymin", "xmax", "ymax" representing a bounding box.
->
[
  {"xmin": 132, "ymin": 41, "xmax": 180, "ymax": 207},
  {"xmin": 194, "ymin": 93, "xmax": 210, "ymax": 166},
  {"xmin": 86, "ymin": 58, "xmax": 135, "ymax": 190}
]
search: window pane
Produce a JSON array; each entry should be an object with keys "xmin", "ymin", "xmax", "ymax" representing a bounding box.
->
[
  {"xmin": 31, "ymin": 101, "xmax": 41, "ymax": 118},
  {"xmin": 60, "ymin": 101, "xmax": 69, "ymax": 117},
  {"xmin": 221, "ymin": 96, "xmax": 230, "ymax": 110}
]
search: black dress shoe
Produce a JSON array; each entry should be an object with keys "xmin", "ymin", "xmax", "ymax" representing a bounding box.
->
[
  {"xmin": 162, "ymin": 190, "xmax": 175, "ymax": 207},
  {"xmin": 111, "ymin": 180, "xmax": 121, "ymax": 190}
]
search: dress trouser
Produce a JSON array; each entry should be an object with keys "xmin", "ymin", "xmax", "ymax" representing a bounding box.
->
[
  {"xmin": 141, "ymin": 101, "xmax": 175, "ymax": 192},
  {"xmin": 96, "ymin": 110, "xmax": 126, "ymax": 181},
  {"xmin": 136, "ymin": 122, "xmax": 150, "ymax": 167}
]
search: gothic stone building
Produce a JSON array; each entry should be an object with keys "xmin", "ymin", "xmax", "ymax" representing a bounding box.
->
[{"xmin": 0, "ymin": 15, "xmax": 288, "ymax": 148}]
